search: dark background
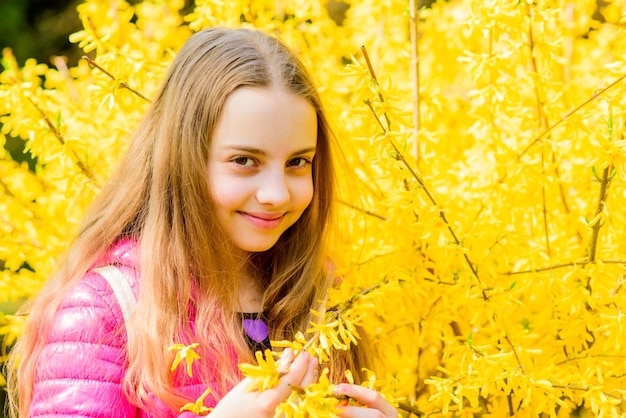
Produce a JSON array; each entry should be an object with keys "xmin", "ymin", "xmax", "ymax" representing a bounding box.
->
[
  {"xmin": 1, "ymin": 0, "xmax": 84, "ymax": 172},
  {"xmin": 0, "ymin": 0, "xmax": 83, "ymax": 67}
]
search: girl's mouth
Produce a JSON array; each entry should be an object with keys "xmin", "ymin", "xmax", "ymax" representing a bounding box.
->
[{"xmin": 239, "ymin": 212, "xmax": 285, "ymax": 229}]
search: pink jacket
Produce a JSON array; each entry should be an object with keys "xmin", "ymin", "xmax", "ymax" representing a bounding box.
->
[{"xmin": 30, "ymin": 239, "xmax": 227, "ymax": 417}]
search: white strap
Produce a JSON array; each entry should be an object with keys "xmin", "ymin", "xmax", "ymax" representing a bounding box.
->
[{"xmin": 93, "ymin": 265, "xmax": 137, "ymax": 326}]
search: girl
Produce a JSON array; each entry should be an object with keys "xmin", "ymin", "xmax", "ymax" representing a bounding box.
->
[{"xmin": 7, "ymin": 28, "xmax": 398, "ymax": 417}]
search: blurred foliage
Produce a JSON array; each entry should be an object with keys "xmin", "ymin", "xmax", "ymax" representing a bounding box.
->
[
  {"xmin": 0, "ymin": 0, "xmax": 82, "ymax": 67},
  {"xmin": 0, "ymin": 0, "xmax": 82, "ymax": 174}
]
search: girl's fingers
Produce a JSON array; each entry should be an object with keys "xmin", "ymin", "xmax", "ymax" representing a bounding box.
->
[
  {"xmin": 273, "ymin": 350, "xmax": 313, "ymax": 398},
  {"xmin": 212, "ymin": 351, "xmax": 319, "ymax": 418},
  {"xmin": 337, "ymin": 406, "xmax": 388, "ymax": 418},
  {"xmin": 334, "ymin": 384, "xmax": 398, "ymax": 418},
  {"xmin": 276, "ymin": 348, "xmax": 294, "ymax": 374},
  {"xmin": 299, "ymin": 354, "xmax": 319, "ymax": 387}
]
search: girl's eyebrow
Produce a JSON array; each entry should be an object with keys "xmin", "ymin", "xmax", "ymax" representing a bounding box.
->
[{"xmin": 224, "ymin": 145, "xmax": 317, "ymax": 156}]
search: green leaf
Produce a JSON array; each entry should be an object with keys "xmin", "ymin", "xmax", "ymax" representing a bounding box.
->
[{"xmin": 591, "ymin": 166, "xmax": 600, "ymax": 180}]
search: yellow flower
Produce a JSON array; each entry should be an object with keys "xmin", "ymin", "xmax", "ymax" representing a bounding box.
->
[
  {"xmin": 168, "ymin": 343, "xmax": 201, "ymax": 378},
  {"xmin": 274, "ymin": 368, "xmax": 341, "ymax": 418},
  {"xmin": 238, "ymin": 349, "xmax": 281, "ymax": 392},
  {"xmin": 179, "ymin": 386, "xmax": 213, "ymax": 415}
]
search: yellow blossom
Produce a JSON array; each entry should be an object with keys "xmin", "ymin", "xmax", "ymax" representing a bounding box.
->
[
  {"xmin": 168, "ymin": 343, "xmax": 201, "ymax": 378},
  {"xmin": 238, "ymin": 349, "xmax": 281, "ymax": 392},
  {"xmin": 179, "ymin": 386, "xmax": 213, "ymax": 416}
]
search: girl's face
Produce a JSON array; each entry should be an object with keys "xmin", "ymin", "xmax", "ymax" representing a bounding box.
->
[{"xmin": 207, "ymin": 86, "xmax": 317, "ymax": 255}]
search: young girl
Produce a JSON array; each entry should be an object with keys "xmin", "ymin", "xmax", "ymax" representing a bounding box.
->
[{"xmin": 7, "ymin": 28, "xmax": 398, "ymax": 417}]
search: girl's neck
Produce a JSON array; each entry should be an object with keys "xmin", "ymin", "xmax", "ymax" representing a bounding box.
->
[{"xmin": 237, "ymin": 271, "xmax": 265, "ymax": 313}]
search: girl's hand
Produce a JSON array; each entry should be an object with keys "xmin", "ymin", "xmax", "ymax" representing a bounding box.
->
[
  {"xmin": 334, "ymin": 384, "xmax": 399, "ymax": 418},
  {"xmin": 210, "ymin": 348, "xmax": 318, "ymax": 418}
]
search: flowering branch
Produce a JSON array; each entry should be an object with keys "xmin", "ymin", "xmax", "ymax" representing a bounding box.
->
[
  {"xmin": 504, "ymin": 334, "xmax": 526, "ymax": 376},
  {"xmin": 502, "ymin": 259, "xmax": 626, "ymax": 275},
  {"xmin": 555, "ymin": 354, "xmax": 626, "ymax": 367},
  {"xmin": 525, "ymin": 2, "xmax": 552, "ymax": 258},
  {"xmin": 586, "ymin": 163, "xmax": 613, "ymax": 292},
  {"xmin": 359, "ymin": 46, "xmax": 390, "ymax": 130},
  {"xmin": 517, "ymin": 74, "xmax": 626, "ymax": 159},
  {"xmin": 82, "ymin": 56, "xmax": 152, "ymax": 103},
  {"xmin": 472, "ymin": 72, "xmax": 626, "ymax": 224},
  {"xmin": 408, "ymin": 0, "xmax": 420, "ymax": 162},
  {"xmin": 585, "ymin": 116, "xmax": 616, "ymax": 293},
  {"xmin": 360, "ymin": 46, "xmax": 487, "ymax": 300},
  {"xmin": 339, "ymin": 199, "xmax": 387, "ymax": 221},
  {"xmin": 551, "ymin": 384, "xmax": 625, "ymax": 402},
  {"xmin": 27, "ymin": 97, "xmax": 99, "ymax": 187}
]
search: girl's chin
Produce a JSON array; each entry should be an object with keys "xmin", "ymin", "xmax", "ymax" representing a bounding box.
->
[{"xmin": 232, "ymin": 238, "xmax": 281, "ymax": 254}]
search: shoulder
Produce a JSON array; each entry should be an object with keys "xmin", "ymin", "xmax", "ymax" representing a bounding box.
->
[
  {"xmin": 31, "ymin": 242, "xmax": 143, "ymax": 415},
  {"xmin": 93, "ymin": 237, "xmax": 140, "ymax": 272},
  {"xmin": 48, "ymin": 239, "xmax": 141, "ymax": 344},
  {"xmin": 89, "ymin": 237, "xmax": 141, "ymax": 304}
]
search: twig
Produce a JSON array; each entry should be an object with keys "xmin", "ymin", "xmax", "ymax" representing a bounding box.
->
[
  {"xmin": 517, "ymin": 75, "xmax": 626, "ymax": 160},
  {"xmin": 471, "ymin": 72, "xmax": 626, "ymax": 223},
  {"xmin": 354, "ymin": 251, "xmax": 397, "ymax": 266},
  {"xmin": 421, "ymin": 277, "xmax": 456, "ymax": 285},
  {"xmin": 301, "ymin": 332, "xmax": 319, "ymax": 352},
  {"xmin": 360, "ymin": 46, "xmax": 391, "ymax": 130},
  {"xmin": 328, "ymin": 282, "xmax": 385, "ymax": 313},
  {"xmin": 551, "ymin": 385, "xmax": 625, "ymax": 401},
  {"xmin": 362, "ymin": 97, "xmax": 487, "ymax": 300},
  {"xmin": 541, "ymin": 186, "xmax": 552, "ymax": 257},
  {"xmin": 526, "ymin": 2, "xmax": 582, "ymax": 253},
  {"xmin": 501, "ymin": 336, "xmax": 525, "ymax": 415},
  {"xmin": 0, "ymin": 178, "xmax": 16, "ymax": 199},
  {"xmin": 359, "ymin": 45, "xmax": 487, "ymax": 300},
  {"xmin": 501, "ymin": 259, "xmax": 626, "ymax": 275},
  {"xmin": 27, "ymin": 97, "xmax": 99, "ymax": 187},
  {"xmin": 504, "ymin": 335, "xmax": 526, "ymax": 376},
  {"xmin": 583, "ymin": 113, "xmax": 615, "ymax": 295},
  {"xmin": 409, "ymin": 0, "xmax": 420, "ymax": 162},
  {"xmin": 555, "ymin": 354, "xmax": 626, "ymax": 367},
  {"xmin": 82, "ymin": 56, "xmax": 152, "ymax": 103},
  {"xmin": 471, "ymin": 346, "xmax": 485, "ymax": 358},
  {"xmin": 525, "ymin": 3, "xmax": 552, "ymax": 259},
  {"xmin": 339, "ymin": 199, "xmax": 387, "ymax": 221},
  {"xmin": 507, "ymin": 393, "xmax": 515, "ymax": 416},
  {"xmin": 586, "ymin": 164, "xmax": 613, "ymax": 293},
  {"xmin": 397, "ymin": 402, "xmax": 423, "ymax": 416}
]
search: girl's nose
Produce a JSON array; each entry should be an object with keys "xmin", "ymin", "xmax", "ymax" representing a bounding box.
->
[{"xmin": 256, "ymin": 171, "xmax": 290, "ymax": 206}]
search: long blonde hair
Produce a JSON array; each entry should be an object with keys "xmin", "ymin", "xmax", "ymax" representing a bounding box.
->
[{"xmin": 8, "ymin": 27, "xmax": 371, "ymax": 416}]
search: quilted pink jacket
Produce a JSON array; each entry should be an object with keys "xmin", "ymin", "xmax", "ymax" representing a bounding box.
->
[{"xmin": 30, "ymin": 239, "xmax": 230, "ymax": 417}]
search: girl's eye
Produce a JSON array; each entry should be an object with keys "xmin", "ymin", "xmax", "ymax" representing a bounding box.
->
[
  {"xmin": 233, "ymin": 156, "xmax": 256, "ymax": 167},
  {"xmin": 287, "ymin": 157, "xmax": 311, "ymax": 168}
]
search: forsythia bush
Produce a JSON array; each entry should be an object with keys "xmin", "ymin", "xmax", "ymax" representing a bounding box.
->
[{"xmin": 2, "ymin": 0, "xmax": 626, "ymax": 416}]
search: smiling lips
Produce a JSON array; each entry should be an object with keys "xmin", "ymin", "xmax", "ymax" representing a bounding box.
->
[{"xmin": 239, "ymin": 212, "xmax": 285, "ymax": 229}]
